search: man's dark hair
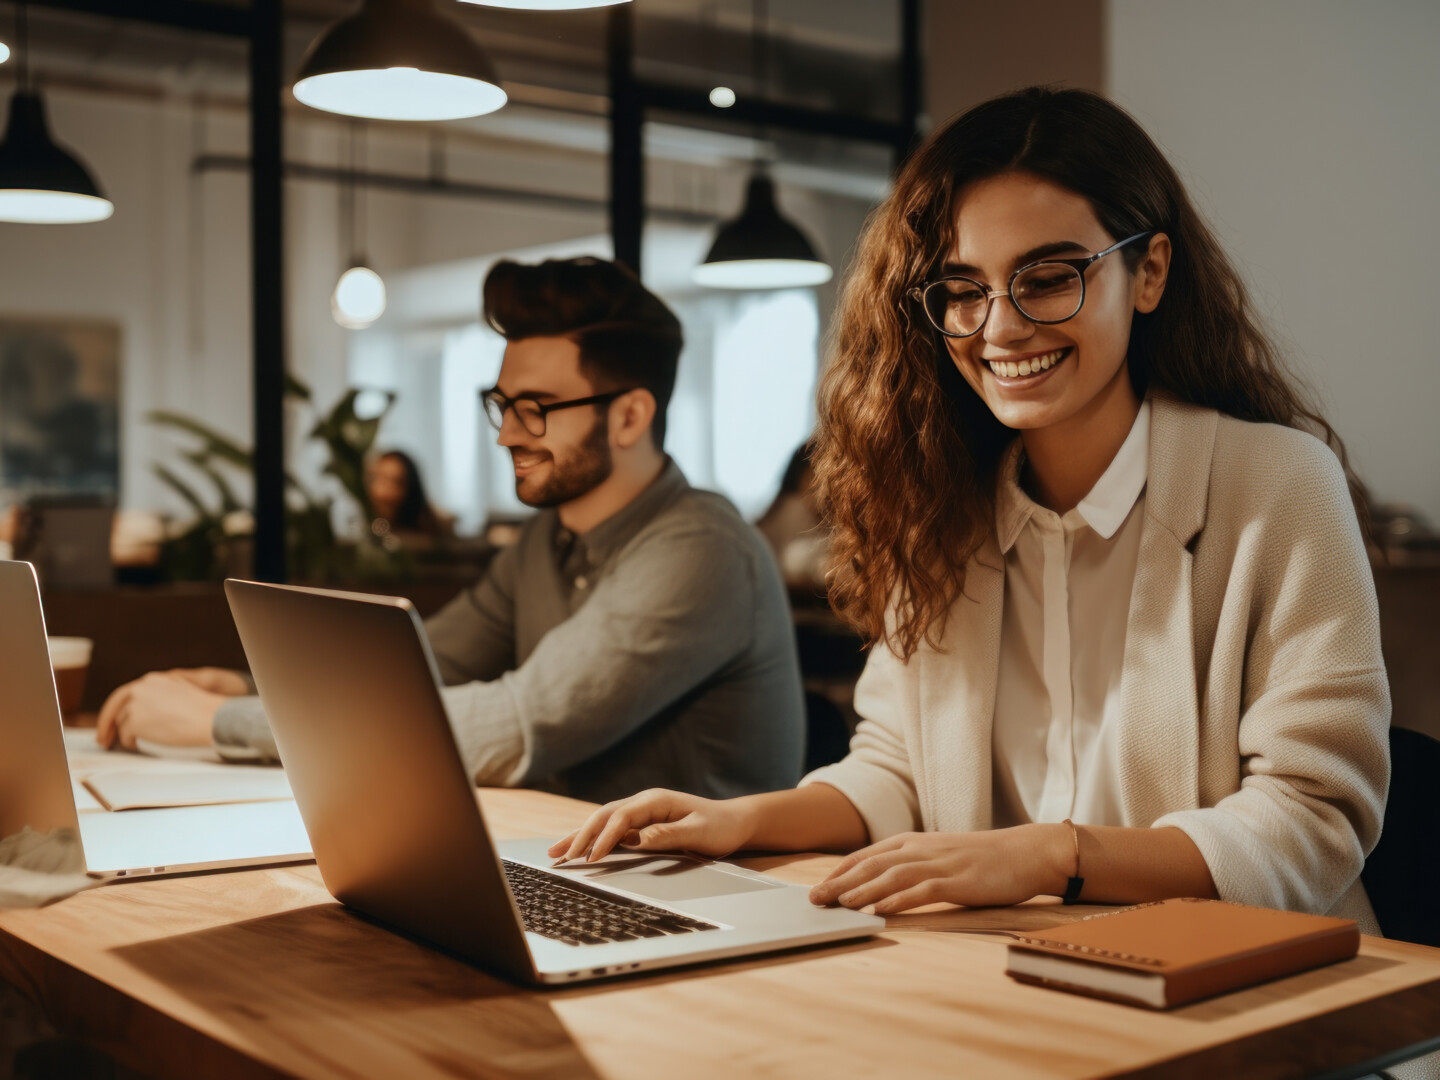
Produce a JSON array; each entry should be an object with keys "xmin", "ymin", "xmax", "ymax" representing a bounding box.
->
[{"xmin": 482, "ymin": 256, "xmax": 683, "ymax": 449}]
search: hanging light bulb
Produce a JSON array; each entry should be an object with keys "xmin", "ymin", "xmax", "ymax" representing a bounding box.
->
[
  {"xmin": 293, "ymin": 0, "xmax": 507, "ymax": 122},
  {"xmin": 0, "ymin": 5, "xmax": 113, "ymax": 224},
  {"xmin": 693, "ymin": 172, "xmax": 832, "ymax": 289},
  {"xmin": 460, "ymin": 0, "xmax": 630, "ymax": 8},
  {"xmin": 333, "ymin": 265, "xmax": 387, "ymax": 328},
  {"xmin": 332, "ymin": 124, "xmax": 385, "ymax": 329}
]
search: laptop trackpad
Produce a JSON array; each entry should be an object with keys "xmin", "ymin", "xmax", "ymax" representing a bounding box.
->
[{"xmin": 576, "ymin": 855, "xmax": 782, "ymax": 902}]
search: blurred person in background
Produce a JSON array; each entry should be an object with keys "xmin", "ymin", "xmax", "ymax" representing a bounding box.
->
[
  {"xmin": 755, "ymin": 440, "xmax": 830, "ymax": 592},
  {"xmin": 365, "ymin": 449, "xmax": 453, "ymax": 549},
  {"xmin": 96, "ymin": 257, "xmax": 804, "ymax": 804}
]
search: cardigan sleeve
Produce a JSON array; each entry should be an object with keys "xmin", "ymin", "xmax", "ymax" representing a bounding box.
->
[
  {"xmin": 1153, "ymin": 435, "xmax": 1391, "ymax": 914},
  {"xmin": 801, "ymin": 638, "xmax": 922, "ymax": 843}
]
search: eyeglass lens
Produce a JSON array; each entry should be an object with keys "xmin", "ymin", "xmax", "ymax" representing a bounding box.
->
[
  {"xmin": 924, "ymin": 262, "xmax": 1084, "ymax": 337},
  {"xmin": 483, "ymin": 393, "xmax": 547, "ymax": 437}
]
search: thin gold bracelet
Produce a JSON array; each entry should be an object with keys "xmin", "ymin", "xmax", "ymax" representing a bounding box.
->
[{"xmin": 1061, "ymin": 818, "xmax": 1085, "ymax": 905}]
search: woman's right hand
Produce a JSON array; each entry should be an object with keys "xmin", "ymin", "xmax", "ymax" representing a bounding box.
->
[{"xmin": 547, "ymin": 789, "xmax": 756, "ymax": 865}]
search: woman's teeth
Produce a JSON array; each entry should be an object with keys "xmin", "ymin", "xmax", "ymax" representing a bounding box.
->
[{"xmin": 987, "ymin": 349, "xmax": 1066, "ymax": 379}]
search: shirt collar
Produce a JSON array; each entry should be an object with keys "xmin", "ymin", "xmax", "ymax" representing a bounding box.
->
[
  {"xmin": 554, "ymin": 458, "xmax": 690, "ymax": 568},
  {"xmin": 1076, "ymin": 397, "xmax": 1150, "ymax": 540},
  {"xmin": 995, "ymin": 398, "xmax": 1151, "ymax": 552}
]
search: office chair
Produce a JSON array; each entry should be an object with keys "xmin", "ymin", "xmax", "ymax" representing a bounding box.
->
[{"xmin": 1361, "ymin": 726, "xmax": 1440, "ymax": 948}]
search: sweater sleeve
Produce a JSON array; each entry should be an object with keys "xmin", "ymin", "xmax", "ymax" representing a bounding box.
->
[
  {"xmin": 801, "ymin": 638, "xmax": 922, "ymax": 842},
  {"xmin": 443, "ymin": 523, "xmax": 759, "ymax": 787},
  {"xmin": 422, "ymin": 542, "xmax": 519, "ymax": 686},
  {"xmin": 1153, "ymin": 439, "xmax": 1390, "ymax": 913}
]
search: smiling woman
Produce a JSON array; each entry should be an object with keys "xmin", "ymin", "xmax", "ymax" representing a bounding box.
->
[{"xmin": 549, "ymin": 87, "xmax": 1391, "ymax": 941}]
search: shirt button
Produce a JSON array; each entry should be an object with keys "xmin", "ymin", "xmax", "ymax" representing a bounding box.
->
[{"xmin": 574, "ymin": 575, "xmax": 589, "ymax": 590}]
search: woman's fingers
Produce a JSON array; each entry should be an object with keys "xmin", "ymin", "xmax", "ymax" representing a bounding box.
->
[
  {"xmin": 550, "ymin": 803, "xmax": 620, "ymax": 862},
  {"xmin": 871, "ymin": 879, "xmax": 946, "ymax": 915},
  {"xmin": 820, "ymin": 834, "xmax": 907, "ymax": 884},
  {"xmin": 810, "ymin": 846, "xmax": 911, "ymax": 905},
  {"xmin": 825, "ymin": 862, "xmax": 931, "ymax": 911},
  {"xmin": 550, "ymin": 790, "xmax": 684, "ymax": 864},
  {"xmin": 586, "ymin": 792, "xmax": 686, "ymax": 862}
]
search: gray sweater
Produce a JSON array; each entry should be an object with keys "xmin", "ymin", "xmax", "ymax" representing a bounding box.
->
[{"xmin": 213, "ymin": 462, "xmax": 805, "ymax": 803}]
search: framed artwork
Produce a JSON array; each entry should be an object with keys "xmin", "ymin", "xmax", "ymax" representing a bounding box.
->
[{"xmin": 0, "ymin": 317, "xmax": 120, "ymax": 498}]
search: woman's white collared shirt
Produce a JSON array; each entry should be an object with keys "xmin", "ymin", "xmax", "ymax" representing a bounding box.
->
[{"xmin": 991, "ymin": 399, "xmax": 1151, "ymax": 828}]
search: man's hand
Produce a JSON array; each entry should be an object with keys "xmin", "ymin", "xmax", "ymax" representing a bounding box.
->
[
  {"xmin": 170, "ymin": 667, "xmax": 252, "ymax": 696},
  {"xmin": 95, "ymin": 670, "xmax": 237, "ymax": 750}
]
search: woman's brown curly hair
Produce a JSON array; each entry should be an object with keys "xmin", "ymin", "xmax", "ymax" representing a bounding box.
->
[{"xmin": 814, "ymin": 87, "xmax": 1368, "ymax": 660}]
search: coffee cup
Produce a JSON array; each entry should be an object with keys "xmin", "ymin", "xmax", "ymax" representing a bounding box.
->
[{"xmin": 48, "ymin": 636, "xmax": 93, "ymax": 724}]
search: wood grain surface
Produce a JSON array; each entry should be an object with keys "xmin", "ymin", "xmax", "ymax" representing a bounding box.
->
[{"xmin": 2, "ymin": 787, "xmax": 1438, "ymax": 1080}]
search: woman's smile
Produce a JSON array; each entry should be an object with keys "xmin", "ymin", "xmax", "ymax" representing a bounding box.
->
[{"xmin": 983, "ymin": 346, "xmax": 1071, "ymax": 384}]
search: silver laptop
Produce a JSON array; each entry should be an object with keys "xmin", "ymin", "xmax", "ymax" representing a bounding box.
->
[
  {"xmin": 225, "ymin": 578, "xmax": 883, "ymax": 985},
  {"xmin": 0, "ymin": 560, "xmax": 312, "ymax": 878}
]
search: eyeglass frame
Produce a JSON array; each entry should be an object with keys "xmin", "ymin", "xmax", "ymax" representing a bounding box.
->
[
  {"xmin": 906, "ymin": 230, "xmax": 1155, "ymax": 339},
  {"xmin": 479, "ymin": 386, "xmax": 637, "ymax": 437}
]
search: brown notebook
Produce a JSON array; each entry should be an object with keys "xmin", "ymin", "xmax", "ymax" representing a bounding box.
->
[{"xmin": 1005, "ymin": 897, "xmax": 1358, "ymax": 1009}]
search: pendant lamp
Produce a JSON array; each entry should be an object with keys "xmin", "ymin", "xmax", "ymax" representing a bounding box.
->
[
  {"xmin": 693, "ymin": 171, "xmax": 833, "ymax": 289},
  {"xmin": 0, "ymin": 5, "xmax": 113, "ymax": 224},
  {"xmin": 693, "ymin": 0, "xmax": 830, "ymax": 290},
  {"xmin": 332, "ymin": 125, "xmax": 386, "ymax": 329},
  {"xmin": 294, "ymin": 0, "xmax": 507, "ymax": 122}
]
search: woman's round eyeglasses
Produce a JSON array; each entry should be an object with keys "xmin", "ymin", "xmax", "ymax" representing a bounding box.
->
[
  {"xmin": 907, "ymin": 231, "xmax": 1154, "ymax": 339},
  {"xmin": 480, "ymin": 387, "xmax": 635, "ymax": 438}
]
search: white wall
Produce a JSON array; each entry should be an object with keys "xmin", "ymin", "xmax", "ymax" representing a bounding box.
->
[{"xmin": 1108, "ymin": 0, "xmax": 1440, "ymax": 521}]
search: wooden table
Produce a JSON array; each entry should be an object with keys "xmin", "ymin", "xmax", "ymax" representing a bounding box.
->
[{"xmin": 2, "ymin": 788, "xmax": 1439, "ymax": 1080}]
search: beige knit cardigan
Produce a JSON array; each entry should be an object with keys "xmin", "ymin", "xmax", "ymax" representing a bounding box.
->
[{"xmin": 804, "ymin": 394, "xmax": 1390, "ymax": 928}]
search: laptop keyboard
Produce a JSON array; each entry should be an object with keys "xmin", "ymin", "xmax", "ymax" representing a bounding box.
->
[{"xmin": 503, "ymin": 860, "xmax": 720, "ymax": 947}]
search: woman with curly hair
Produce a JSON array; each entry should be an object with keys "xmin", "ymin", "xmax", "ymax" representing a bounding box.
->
[{"xmin": 550, "ymin": 88, "xmax": 1388, "ymax": 930}]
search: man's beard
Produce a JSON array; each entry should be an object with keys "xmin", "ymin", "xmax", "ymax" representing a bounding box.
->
[{"xmin": 513, "ymin": 416, "xmax": 614, "ymax": 508}]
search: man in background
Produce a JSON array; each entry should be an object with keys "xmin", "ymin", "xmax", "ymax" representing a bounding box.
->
[{"xmin": 97, "ymin": 257, "xmax": 805, "ymax": 803}]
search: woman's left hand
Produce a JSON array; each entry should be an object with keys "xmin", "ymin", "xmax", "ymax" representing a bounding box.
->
[{"xmin": 809, "ymin": 825, "xmax": 1069, "ymax": 914}]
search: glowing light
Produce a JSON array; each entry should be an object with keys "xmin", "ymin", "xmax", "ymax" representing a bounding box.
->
[
  {"xmin": 692, "ymin": 258, "xmax": 832, "ymax": 290},
  {"xmin": 0, "ymin": 42, "xmax": 10, "ymax": 65},
  {"xmin": 709, "ymin": 86, "xmax": 737, "ymax": 108},
  {"xmin": 333, "ymin": 265, "xmax": 387, "ymax": 329},
  {"xmin": 0, "ymin": 189, "xmax": 113, "ymax": 224},
  {"xmin": 294, "ymin": 68, "xmax": 506, "ymax": 122}
]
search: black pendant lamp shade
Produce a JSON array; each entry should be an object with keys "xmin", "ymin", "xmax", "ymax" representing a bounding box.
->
[
  {"xmin": 293, "ymin": 0, "xmax": 507, "ymax": 121},
  {"xmin": 694, "ymin": 172, "xmax": 832, "ymax": 289},
  {"xmin": 0, "ymin": 90, "xmax": 113, "ymax": 223}
]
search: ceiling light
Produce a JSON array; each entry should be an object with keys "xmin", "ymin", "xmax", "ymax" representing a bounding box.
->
[
  {"xmin": 333, "ymin": 265, "xmax": 387, "ymax": 329},
  {"xmin": 709, "ymin": 86, "xmax": 736, "ymax": 108},
  {"xmin": 0, "ymin": 41, "xmax": 9, "ymax": 65},
  {"xmin": 293, "ymin": 0, "xmax": 507, "ymax": 122},
  {"xmin": 0, "ymin": 91, "xmax": 113, "ymax": 224},
  {"xmin": 694, "ymin": 173, "xmax": 832, "ymax": 290},
  {"xmin": 459, "ymin": 1, "xmax": 631, "ymax": 8}
]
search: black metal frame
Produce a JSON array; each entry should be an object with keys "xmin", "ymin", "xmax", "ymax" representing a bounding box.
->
[{"xmin": 606, "ymin": 0, "xmax": 922, "ymax": 276}]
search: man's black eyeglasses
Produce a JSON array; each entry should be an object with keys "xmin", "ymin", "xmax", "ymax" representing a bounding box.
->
[{"xmin": 480, "ymin": 387, "xmax": 635, "ymax": 438}]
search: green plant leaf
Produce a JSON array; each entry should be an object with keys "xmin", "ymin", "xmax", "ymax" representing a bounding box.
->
[
  {"xmin": 152, "ymin": 462, "xmax": 217, "ymax": 522},
  {"xmin": 285, "ymin": 372, "xmax": 312, "ymax": 402},
  {"xmin": 148, "ymin": 411, "xmax": 254, "ymax": 470}
]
